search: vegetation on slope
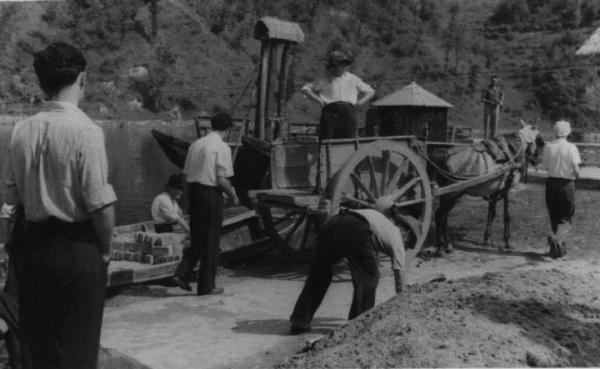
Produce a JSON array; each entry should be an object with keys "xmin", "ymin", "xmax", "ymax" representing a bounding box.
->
[{"xmin": 1, "ymin": 0, "xmax": 600, "ymax": 133}]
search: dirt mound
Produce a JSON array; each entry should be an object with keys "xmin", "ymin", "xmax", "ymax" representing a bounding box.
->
[{"xmin": 277, "ymin": 269, "xmax": 600, "ymax": 368}]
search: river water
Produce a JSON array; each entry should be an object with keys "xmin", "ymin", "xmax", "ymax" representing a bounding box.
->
[{"xmin": 0, "ymin": 120, "xmax": 198, "ymax": 225}]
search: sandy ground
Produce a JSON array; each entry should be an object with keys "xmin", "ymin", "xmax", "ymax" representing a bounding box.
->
[{"xmin": 94, "ymin": 179, "xmax": 600, "ymax": 369}]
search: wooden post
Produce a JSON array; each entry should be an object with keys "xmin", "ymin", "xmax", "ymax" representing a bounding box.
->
[
  {"xmin": 255, "ymin": 39, "xmax": 270, "ymax": 140},
  {"xmin": 265, "ymin": 41, "xmax": 282, "ymax": 141}
]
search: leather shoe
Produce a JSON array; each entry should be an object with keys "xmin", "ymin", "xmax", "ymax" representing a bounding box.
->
[
  {"xmin": 290, "ymin": 324, "xmax": 311, "ymax": 335},
  {"xmin": 198, "ymin": 287, "xmax": 224, "ymax": 296},
  {"xmin": 173, "ymin": 276, "xmax": 192, "ymax": 291}
]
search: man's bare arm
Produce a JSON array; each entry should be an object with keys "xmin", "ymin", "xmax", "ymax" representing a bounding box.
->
[
  {"xmin": 301, "ymin": 88, "xmax": 326, "ymax": 107},
  {"xmin": 217, "ymin": 175, "xmax": 239, "ymax": 205},
  {"xmin": 90, "ymin": 204, "xmax": 115, "ymax": 263}
]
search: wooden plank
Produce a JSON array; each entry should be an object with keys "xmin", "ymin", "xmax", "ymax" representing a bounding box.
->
[{"xmin": 433, "ymin": 166, "xmax": 513, "ymax": 197}]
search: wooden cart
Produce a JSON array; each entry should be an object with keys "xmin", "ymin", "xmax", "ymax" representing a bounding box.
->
[{"xmin": 250, "ymin": 136, "xmax": 516, "ymax": 265}]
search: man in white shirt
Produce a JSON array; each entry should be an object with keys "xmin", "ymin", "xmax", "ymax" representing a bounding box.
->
[
  {"xmin": 151, "ymin": 174, "xmax": 189, "ymax": 233},
  {"xmin": 289, "ymin": 197, "xmax": 406, "ymax": 335},
  {"xmin": 173, "ymin": 113, "xmax": 238, "ymax": 295},
  {"xmin": 301, "ymin": 49, "xmax": 375, "ymax": 139},
  {"xmin": 1, "ymin": 42, "xmax": 116, "ymax": 369},
  {"xmin": 542, "ymin": 120, "xmax": 581, "ymax": 258}
]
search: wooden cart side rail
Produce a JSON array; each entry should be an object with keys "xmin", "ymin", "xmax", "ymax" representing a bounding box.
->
[{"xmin": 432, "ymin": 164, "xmax": 517, "ymax": 197}]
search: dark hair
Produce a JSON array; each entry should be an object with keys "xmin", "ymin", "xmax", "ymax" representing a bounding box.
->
[
  {"xmin": 166, "ymin": 173, "xmax": 184, "ymax": 190},
  {"xmin": 33, "ymin": 42, "xmax": 87, "ymax": 97},
  {"xmin": 211, "ymin": 112, "xmax": 233, "ymax": 131}
]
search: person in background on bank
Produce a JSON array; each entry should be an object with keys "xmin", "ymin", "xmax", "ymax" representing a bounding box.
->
[
  {"xmin": 151, "ymin": 173, "xmax": 189, "ymax": 234},
  {"xmin": 481, "ymin": 75, "xmax": 504, "ymax": 139},
  {"xmin": 289, "ymin": 197, "xmax": 406, "ymax": 335},
  {"xmin": 301, "ymin": 49, "xmax": 375, "ymax": 140},
  {"xmin": 1, "ymin": 42, "xmax": 117, "ymax": 369},
  {"xmin": 542, "ymin": 120, "xmax": 581, "ymax": 259},
  {"xmin": 173, "ymin": 112, "xmax": 238, "ymax": 295}
]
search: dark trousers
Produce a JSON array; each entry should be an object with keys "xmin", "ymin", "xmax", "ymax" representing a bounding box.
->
[
  {"xmin": 319, "ymin": 102, "xmax": 358, "ymax": 140},
  {"xmin": 154, "ymin": 223, "xmax": 175, "ymax": 233},
  {"xmin": 175, "ymin": 183, "xmax": 223, "ymax": 294},
  {"xmin": 545, "ymin": 178, "xmax": 575, "ymax": 233},
  {"xmin": 21, "ymin": 219, "xmax": 107, "ymax": 369},
  {"xmin": 483, "ymin": 104, "xmax": 500, "ymax": 139},
  {"xmin": 290, "ymin": 213, "xmax": 379, "ymax": 328}
]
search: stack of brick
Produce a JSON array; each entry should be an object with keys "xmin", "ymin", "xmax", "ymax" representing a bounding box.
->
[{"xmin": 111, "ymin": 231, "xmax": 185, "ymax": 265}]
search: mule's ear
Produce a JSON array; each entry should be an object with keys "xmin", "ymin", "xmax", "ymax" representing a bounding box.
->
[
  {"xmin": 532, "ymin": 125, "xmax": 538, "ymax": 131},
  {"xmin": 520, "ymin": 119, "xmax": 528, "ymax": 127}
]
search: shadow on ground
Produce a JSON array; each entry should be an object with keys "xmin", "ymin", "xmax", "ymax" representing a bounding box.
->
[{"xmin": 232, "ymin": 317, "xmax": 345, "ymax": 336}]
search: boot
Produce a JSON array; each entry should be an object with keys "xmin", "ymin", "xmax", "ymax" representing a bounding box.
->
[{"xmin": 555, "ymin": 223, "xmax": 572, "ymax": 257}]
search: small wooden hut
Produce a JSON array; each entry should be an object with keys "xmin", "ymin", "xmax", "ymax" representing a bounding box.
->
[{"xmin": 371, "ymin": 82, "xmax": 453, "ymax": 141}]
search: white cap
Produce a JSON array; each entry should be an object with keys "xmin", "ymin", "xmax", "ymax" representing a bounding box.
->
[{"xmin": 553, "ymin": 120, "xmax": 571, "ymax": 138}]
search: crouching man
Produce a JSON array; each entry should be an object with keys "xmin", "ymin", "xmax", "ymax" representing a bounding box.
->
[{"xmin": 289, "ymin": 197, "xmax": 406, "ymax": 335}]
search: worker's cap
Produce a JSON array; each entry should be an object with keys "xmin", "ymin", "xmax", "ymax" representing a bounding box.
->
[
  {"xmin": 374, "ymin": 195, "xmax": 395, "ymax": 216},
  {"xmin": 553, "ymin": 120, "xmax": 571, "ymax": 138},
  {"xmin": 166, "ymin": 173, "xmax": 184, "ymax": 190},
  {"xmin": 326, "ymin": 49, "xmax": 353, "ymax": 67}
]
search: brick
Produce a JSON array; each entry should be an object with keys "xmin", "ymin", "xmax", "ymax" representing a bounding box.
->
[
  {"xmin": 141, "ymin": 255, "xmax": 154, "ymax": 264},
  {"xmin": 152, "ymin": 245, "xmax": 174, "ymax": 257},
  {"xmin": 111, "ymin": 241, "xmax": 125, "ymax": 252},
  {"xmin": 124, "ymin": 242, "xmax": 150, "ymax": 254},
  {"xmin": 155, "ymin": 256, "xmax": 167, "ymax": 264}
]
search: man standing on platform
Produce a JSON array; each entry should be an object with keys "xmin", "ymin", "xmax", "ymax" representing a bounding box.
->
[
  {"xmin": 301, "ymin": 49, "xmax": 375, "ymax": 139},
  {"xmin": 481, "ymin": 75, "xmax": 504, "ymax": 139},
  {"xmin": 173, "ymin": 112, "xmax": 238, "ymax": 295},
  {"xmin": 2, "ymin": 42, "xmax": 117, "ymax": 369},
  {"xmin": 542, "ymin": 120, "xmax": 581, "ymax": 258}
]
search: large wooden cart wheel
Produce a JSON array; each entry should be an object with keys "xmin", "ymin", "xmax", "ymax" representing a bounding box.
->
[
  {"xmin": 257, "ymin": 205, "xmax": 321, "ymax": 261},
  {"xmin": 326, "ymin": 141, "xmax": 433, "ymax": 265}
]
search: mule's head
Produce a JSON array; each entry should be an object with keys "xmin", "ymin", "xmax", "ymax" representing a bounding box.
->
[{"xmin": 518, "ymin": 119, "xmax": 544, "ymax": 166}]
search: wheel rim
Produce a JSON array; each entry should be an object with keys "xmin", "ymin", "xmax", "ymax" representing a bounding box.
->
[
  {"xmin": 258, "ymin": 205, "xmax": 319, "ymax": 261},
  {"xmin": 328, "ymin": 141, "xmax": 432, "ymax": 265}
]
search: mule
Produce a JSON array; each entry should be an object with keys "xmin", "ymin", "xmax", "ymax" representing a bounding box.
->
[{"xmin": 430, "ymin": 121, "xmax": 544, "ymax": 255}]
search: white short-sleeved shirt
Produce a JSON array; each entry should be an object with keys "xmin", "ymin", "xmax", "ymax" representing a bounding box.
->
[
  {"xmin": 351, "ymin": 209, "xmax": 405, "ymax": 272},
  {"xmin": 184, "ymin": 131, "xmax": 234, "ymax": 186},
  {"xmin": 1, "ymin": 101, "xmax": 117, "ymax": 222},
  {"xmin": 151, "ymin": 192, "xmax": 183, "ymax": 225},
  {"xmin": 301, "ymin": 71, "xmax": 374, "ymax": 105},
  {"xmin": 542, "ymin": 138, "xmax": 581, "ymax": 180}
]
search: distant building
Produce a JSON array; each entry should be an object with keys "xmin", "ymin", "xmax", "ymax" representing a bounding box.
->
[{"xmin": 371, "ymin": 82, "xmax": 453, "ymax": 141}]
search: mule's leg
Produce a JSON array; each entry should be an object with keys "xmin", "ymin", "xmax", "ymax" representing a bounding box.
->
[
  {"xmin": 483, "ymin": 199, "xmax": 497, "ymax": 248},
  {"xmin": 503, "ymin": 189, "xmax": 513, "ymax": 250},
  {"xmin": 441, "ymin": 194, "xmax": 461, "ymax": 254},
  {"xmin": 434, "ymin": 196, "xmax": 447, "ymax": 256}
]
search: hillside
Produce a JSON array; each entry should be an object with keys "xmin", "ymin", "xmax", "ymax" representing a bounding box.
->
[{"xmin": 2, "ymin": 0, "xmax": 600, "ymax": 135}]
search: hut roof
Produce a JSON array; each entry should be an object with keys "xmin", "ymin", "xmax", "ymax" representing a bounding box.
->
[
  {"xmin": 576, "ymin": 26, "xmax": 600, "ymax": 55},
  {"xmin": 372, "ymin": 82, "xmax": 453, "ymax": 108},
  {"xmin": 254, "ymin": 17, "xmax": 305, "ymax": 43}
]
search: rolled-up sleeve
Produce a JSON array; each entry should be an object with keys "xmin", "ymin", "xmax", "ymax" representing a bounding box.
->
[
  {"xmin": 387, "ymin": 228, "xmax": 406, "ymax": 272},
  {"xmin": 216, "ymin": 144, "xmax": 234, "ymax": 178},
  {"xmin": 355, "ymin": 76, "xmax": 374, "ymax": 94},
  {"xmin": 78, "ymin": 126, "xmax": 117, "ymax": 212}
]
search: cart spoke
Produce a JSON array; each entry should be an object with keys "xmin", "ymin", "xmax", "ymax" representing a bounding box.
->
[
  {"xmin": 396, "ymin": 214, "xmax": 422, "ymax": 237},
  {"xmin": 366, "ymin": 155, "xmax": 380, "ymax": 198},
  {"xmin": 350, "ymin": 172, "xmax": 376, "ymax": 202},
  {"xmin": 385, "ymin": 157, "xmax": 407, "ymax": 194},
  {"xmin": 380, "ymin": 151, "xmax": 390, "ymax": 195},
  {"xmin": 299, "ymin": 216, "xmax": 313, "ymax": 251},
  {"xmin": 284, "ymin": 214, "xmax": 305, "ymax": 243},
  {"xmin": 341, "ymin": 194, "xmax": 375, "ymax": 208},
  {"xmin": 390, "ymin": 177, "xmax": 421, "ymax": 200},
  {"xmin": 273, "ymin": 211, "xmax": 300, "ymax": 226},
  {"xmin": 394, "ymin": 198, "xmax": 426, "ymax": 208}
]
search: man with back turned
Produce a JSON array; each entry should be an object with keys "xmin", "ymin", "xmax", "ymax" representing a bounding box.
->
[
  {"xmin": 1, "ymin": 42, "xmax": 117, "ymax": 369},
  {"xmin": 173, "ymin": 112, "xmax": 238, "ymax": 295}
]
